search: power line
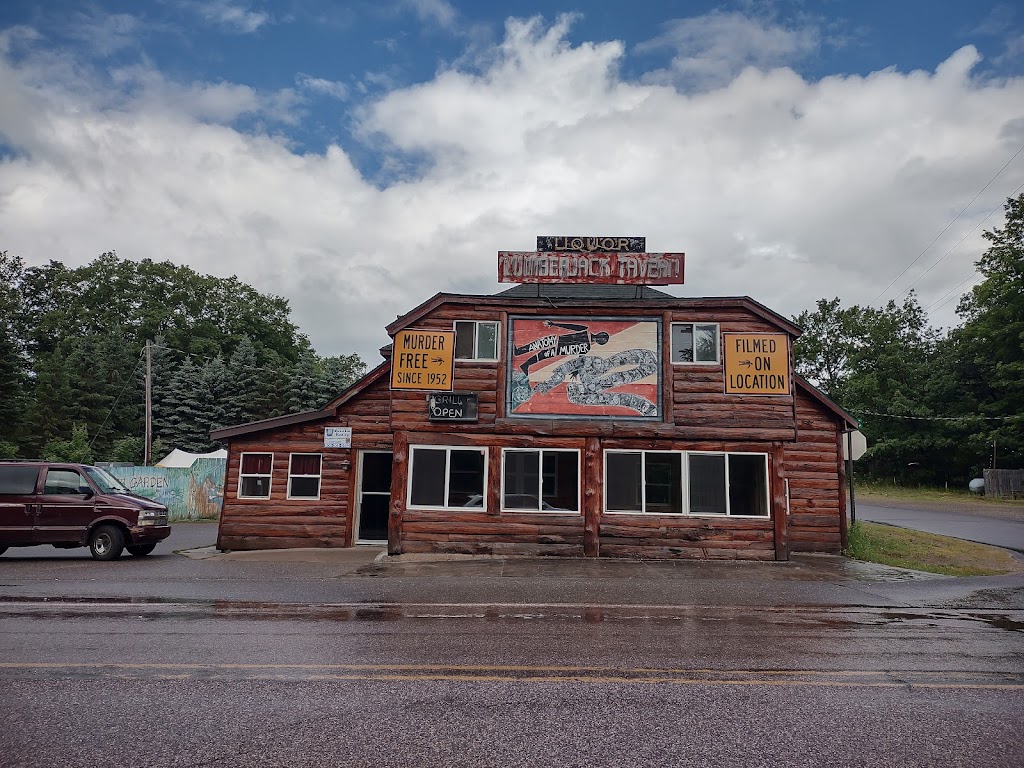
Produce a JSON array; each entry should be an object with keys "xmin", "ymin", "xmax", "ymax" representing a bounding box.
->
[
  {"xmin": 857, "ymin": 409, "xmax": 1018, "ymax": 422},
  {"xmin": 869, "ymin": 141, "xmax": 1024, "ymax": 306},
  {"xmin": 88, "ymin": 350, "xmax": 146, "ymax": 448},
  {"xmin": 924, "ymin": 272, "xmax": 983, "ymax": 314},
  {"xmin": 896, "ymin": 180, "xmax": 1024, "ymax": 303}
]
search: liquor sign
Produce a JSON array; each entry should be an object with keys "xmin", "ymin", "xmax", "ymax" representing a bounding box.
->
[
  {"xmin": 723, "ymin": 334, "xmax": 790, "ymax": 395},
  {"xmin": 391, "ymin": 329, "xmax": 455, "ymax": 391},
  {"xmin": 497, "ymin": 251, "xmax": 684, "ymax": 285},
  {"xmin": 324, "ymin": 427, "xmax": 352, "ymax": 448},
  {"xmin": 427, "ymin": 392, "xmax": 479, "ymax": 422},
  {"xmin": 537, "ymin": 236, "xmax": 645, "ymax": 253}
]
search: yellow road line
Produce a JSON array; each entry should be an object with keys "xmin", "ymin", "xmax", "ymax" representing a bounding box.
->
[{"xmin": 2, "ymin": 662, "xmax": 1022, "ymax": 689}]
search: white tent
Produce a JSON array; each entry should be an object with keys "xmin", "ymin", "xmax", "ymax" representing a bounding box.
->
[{"xmin": 156, "ymin": 448, "xmax": 228, "ymax": 468}]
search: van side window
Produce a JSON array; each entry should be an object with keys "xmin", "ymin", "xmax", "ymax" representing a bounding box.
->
[
  {"xmin": 0, "ymin": 466, "xmax": 39, "ymax": 494},
  {"xmin": 44, "ymin": 469, "xmax": 83, "ymax": 495}
]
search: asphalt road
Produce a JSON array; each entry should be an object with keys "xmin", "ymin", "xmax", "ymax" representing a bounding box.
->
[
  {"xmin": 857, "ymin": 503, "xmax": 1024, "ymax": 553},
  {"xmin": 1, "ymin": 524, "xmax": 1023, "ymax": 767}
]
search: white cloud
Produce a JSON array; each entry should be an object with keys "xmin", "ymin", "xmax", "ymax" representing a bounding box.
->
[
  {"xmin": 400, "ymin": 0, "xmax": 459, "ymax": 31},
  {"xmin": 1, "ymin": 15, "xmax": 1023, "ymax": 368},
  {"xmin": 296, "ymin": 74, "xmax": 349, "ymax": 101},
  {"xmin": 189, "ymin": 1, "xmax": 270, "ymax": 34},
  {"xmin": 638, "ymin": 10, "xmax": 821, "ymax": 90}
]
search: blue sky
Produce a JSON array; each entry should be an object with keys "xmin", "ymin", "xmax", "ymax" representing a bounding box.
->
[{"xmin": 1, "ymin": 1, "xmax": 1023, "ymax": 361}]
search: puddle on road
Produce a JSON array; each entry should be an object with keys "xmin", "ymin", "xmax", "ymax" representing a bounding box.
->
[{"xmin": 2, "ymin": 596, "xmax": 1023, "ymax": 633}]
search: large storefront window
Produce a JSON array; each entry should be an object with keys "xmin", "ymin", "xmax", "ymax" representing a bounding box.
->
[
  {"xmin": 605, "ymin": 450, "xmax": 768, "ymax": 517},
  {"xmin": 501, "ymin": 449, "xmax": 579, "ymax": 512},
  {"xmin": 408, "ymin": 446, "xmax": 487, "ymax": 509}
]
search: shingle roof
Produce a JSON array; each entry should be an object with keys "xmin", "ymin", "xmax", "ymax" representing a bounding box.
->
[{"xmin": 496, "ymin": 284, "xmax": 672, "ymax": 300}]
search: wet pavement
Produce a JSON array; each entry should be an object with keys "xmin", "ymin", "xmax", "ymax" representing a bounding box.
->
[
  {"xmin": 858, "ymin": 502, "xmax": 1024, "ymax": 552},
  {"xmin": 3, "ymin": 521, "xmax": 1024, "ymax": 766}
]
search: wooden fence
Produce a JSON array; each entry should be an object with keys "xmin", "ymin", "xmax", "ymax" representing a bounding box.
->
[{"xmin": 983, "ymin": 469, "xmax": 1024, "ymax": 499}]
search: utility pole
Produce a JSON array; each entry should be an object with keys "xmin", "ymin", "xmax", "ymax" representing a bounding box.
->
[{"xmin": 145, "ymin": 339, "xmax": 152, "ymax": 466}]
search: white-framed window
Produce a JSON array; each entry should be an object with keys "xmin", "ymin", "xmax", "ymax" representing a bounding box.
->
[
  {"xmin": 408, "ymin": 445, "xmax": 488, "ymax": 510},
  {"xmin": 454, "ymin": 320, "xmax": 500, "ymax": 361},
  {"xmin": 501, "ymin": 448, "xmax": 580, "ymax": 512},
  {"xmin": 238, "ymin": 452, "xmax": 273, "ymax": 499},
  {"xmin": 604, "ymin": 450, "xmax": 769, "ymax": 517},
  {"xmin": 287, "ymin": 453, "xmax": 322, "ymax": 500},
  {"xmin": 671, "ymin": 322, "xmax": 719, "ymax": 364}
]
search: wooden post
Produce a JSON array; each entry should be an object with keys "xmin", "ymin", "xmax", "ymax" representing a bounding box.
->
[
  {"xmin": 144, "ymin": 339, "xmax": 152, "ymax": 466},
  {"xmin": 584, "ymin": 437, "xmax": 601, "ymax": 557},
  {"xmin": 771, "ymin": 443, "xmax": 789, "ymax": 561},
  {"xmin": 837, "ymin": 426, "xmax": 848, "ymax": 550},
  {"xmin": 388, "ymin": 431, "xmax": 408, "ymax": 555},
  {"xmin": 661, "ymin": 311, "xmax": 674, "ymax": 425}
]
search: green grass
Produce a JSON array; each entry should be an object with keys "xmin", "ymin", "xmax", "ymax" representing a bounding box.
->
[
  {"xmin": 844, "ymin": 521, "xmax": 1022, "ymax": 577},
  {"xmin": 855, "ymin": 480, "xmax": 1022, "ymax": 506}
]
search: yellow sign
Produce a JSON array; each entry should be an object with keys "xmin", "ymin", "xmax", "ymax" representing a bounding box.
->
[
  {"xmin": 391, "ymin": 329, "xmax": 455, "ymax": 391},
  {"xmin": 724, "ymin": 333, "xmax": 790, "ymax": 395}
]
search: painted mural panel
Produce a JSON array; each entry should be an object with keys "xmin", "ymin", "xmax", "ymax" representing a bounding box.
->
[
  {"xmin": 109, "ymin": 458, "xmax": 225, "ymax": 520},
  {"xmin": 507, "ymin": 317, "xmax": 661, "ymax": 419}
]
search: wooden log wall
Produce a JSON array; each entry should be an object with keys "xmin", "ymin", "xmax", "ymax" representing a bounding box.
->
[
  {"xmin": 783, "ymin": 388, "xmax": 843, "ymax": 553},
  {"xmin": 393, "ymin": 431, "xmax": 587, "ymax": 556},
  {"xmin": 597, "ymin": 435, "xmax": 777, "ymax": 560},
  {"xmin": 217, "ymin": 374, "xmax": 393, "ymax": 551},
  {"xmin": 390, "ymin": 304, "xmax": 798, "ymax": 442},
  {"xmin": 669, "ymin": 308, "xmax": 795, "ymax": 441}
]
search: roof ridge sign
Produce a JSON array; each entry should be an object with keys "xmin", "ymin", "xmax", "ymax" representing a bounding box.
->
[{"xmin": 498, "ymin": 250, "xmax": 685, "ymax": 285}]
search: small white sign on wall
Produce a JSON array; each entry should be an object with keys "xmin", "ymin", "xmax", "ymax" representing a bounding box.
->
[{"xmin": 324, "ymin": 427, "xmax": 352, "ymax": 449}]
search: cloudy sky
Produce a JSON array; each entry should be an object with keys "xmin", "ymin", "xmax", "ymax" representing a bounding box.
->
[{"xmin": 2, "ymin": 1, "xmax": 1023, "ymax": 364}]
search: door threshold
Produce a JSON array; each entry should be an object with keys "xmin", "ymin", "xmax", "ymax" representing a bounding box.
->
[{"xmin": 356, "ymin": 540, "xmax": 387, "ymax": 546}]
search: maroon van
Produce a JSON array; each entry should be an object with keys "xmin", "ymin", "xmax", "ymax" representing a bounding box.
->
[{"xmin": 0, "ymin": 461, "xmax": 171, "ymax": 560}]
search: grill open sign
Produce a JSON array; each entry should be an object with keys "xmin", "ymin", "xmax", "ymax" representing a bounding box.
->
[
  {"xmin": 391, "ymin": 329, "xmax": 455, "ymax": 391},
  {"xmin": 723, "ymin": 333, "xmax": 790, "ymax": 395}
]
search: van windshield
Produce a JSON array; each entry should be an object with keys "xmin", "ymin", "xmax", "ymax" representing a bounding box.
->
[{"xmin": 82, "ymin": 466, "xmax": 131, "ymax": 494}]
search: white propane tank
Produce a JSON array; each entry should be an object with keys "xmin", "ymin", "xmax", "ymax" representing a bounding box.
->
[{"xmin": 968, "ymin": 478, "xmax": 985, "ymax": 494}]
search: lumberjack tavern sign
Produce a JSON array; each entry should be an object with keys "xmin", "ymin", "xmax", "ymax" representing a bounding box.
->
[
  {"xmin": 497, "ymin": 251, "xmax": 685, "ymax": 285},
  {"xmin": 391, "ymin": 329, "xmax": 455, "ymax": 391},
  {"xmin": 723, "ymin": 334, "xmax": 791, "ymax": 395}
]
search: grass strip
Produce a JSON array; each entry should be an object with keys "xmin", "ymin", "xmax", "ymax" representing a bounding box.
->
[
  {"xmin": 845, "ymin": 521, "xmax": 1022, "ymax": 577},
  {"xmin": 856, "ymin": 481, "xmax": 1022, "ymax": 506}
]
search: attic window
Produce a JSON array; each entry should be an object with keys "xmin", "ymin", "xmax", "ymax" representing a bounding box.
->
[
  {"xmin": 454, "ymin": 320, "xmax": 499, "ymax": 361},
  {"xmin": 671, "ymin": 323, "xmax": 719, "ymax": 364}
]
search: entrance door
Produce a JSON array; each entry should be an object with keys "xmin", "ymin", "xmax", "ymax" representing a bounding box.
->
[{"xmin": 356, "ymin": 452, "xmax": 392, "ymax": 542}]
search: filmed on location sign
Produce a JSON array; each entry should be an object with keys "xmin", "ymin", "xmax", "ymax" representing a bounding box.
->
[
  {"xmin": 723, "ymin": 334, "xmax": 790, "ymax": 395},
  {"xmin": 391, "ymin": 329, "xmax": 455, "ymax": 391}
]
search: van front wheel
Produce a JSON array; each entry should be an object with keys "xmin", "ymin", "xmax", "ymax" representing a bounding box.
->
[
  {"xmin": 89, "ymin": 525, "xmax": 124, "ymax": 560},
  {"xmin": 127, "ymin": 543, "xmax": 156, "ymax": 557}
]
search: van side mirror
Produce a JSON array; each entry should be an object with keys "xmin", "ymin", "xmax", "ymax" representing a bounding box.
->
[{"xmin": 78, "ymin": 486, "xmax": 95, "ymax": 499}]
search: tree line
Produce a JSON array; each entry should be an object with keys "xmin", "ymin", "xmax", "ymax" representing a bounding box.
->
[
  {"xmin": 793, "ymin": 194, "xmax": 1024, "ymax": 485},
  {"xmin": 2, "ymin": 195, "xmax": 1021, "ymax": 483},
  {"xmin": 0, "ymin": 252, "xmax": 366, "ymax": 463}
]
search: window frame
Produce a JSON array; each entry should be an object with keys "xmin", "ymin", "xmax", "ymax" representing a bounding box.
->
[
  {"xmin": 500, "ymin": 447, "xmax": 581, "ymax": 514},
  {"xmin": 454, "ymin": 320, "xmax": 501, "ymax": 362},
  {"xmin": 286, "ymin": 453, "xmax": 323, "ymax": 500},
  {"xmin": 406, "ymin": 445, "xmax": 489, "ymax": 511},
  {"xmin": 670, "ymin": 322, "xmax": 721, "ymax": 365},
  {"xmin": 603, "ymin": 449, "xmax": 770, "ymax": 518},
  {"xmin": 238, "ymin": 452, "xmax": 274, "ymax": 499}
]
